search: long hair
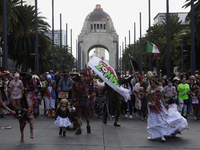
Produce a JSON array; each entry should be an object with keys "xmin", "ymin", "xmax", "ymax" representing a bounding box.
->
[{"xmin": 58, "ymin": 99, "xmax": 71, "ymax": 111}]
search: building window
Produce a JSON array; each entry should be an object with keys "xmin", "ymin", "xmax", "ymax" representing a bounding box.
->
[
  {"xmin": 100, "ymin": 24, "xmax": 102, "ymax": 29},
  {"xmin": 94, "ymin": 24, "xmax": 96, "ymax": 31},
  {"xmin": 97, "ymin": 24, "xmax": 99, "ymax": 29},
  {"xmin": 91, "ymin": 24, "xmax": 93, "ymax": 30},
  {"xmin": 104, "ymin": 24, "xmax": 106, "ymax": 30}
]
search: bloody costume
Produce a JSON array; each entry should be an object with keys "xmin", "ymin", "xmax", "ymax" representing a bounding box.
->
[
  {"xmin": 0, "ymin": 100, "xmax": 34, "ymax": 142},
  {"xmin": 24, "ymin": 74, "xmax": 40, "ymax": 115},
  {"xmin": 71, "ymin": 69, "xmax": 93, "ymax": 135}
]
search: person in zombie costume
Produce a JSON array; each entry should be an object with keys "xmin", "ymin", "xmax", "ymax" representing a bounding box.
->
[
  {"xmin": 0, "ymin": 99, "xmax": 34, "ymax": 142},
  {"xmin": 102, "ymin": 72, "xmax": 134, "ymax": 127},
  {"xmin": 0, "ymin": 74, "xmax": 7, "ymax": 118},
  {"xmin": 146, "ymin": 71, "xmax": 188, "ymax": 142},
  {"xmin": 43, "ymin": 75, "xmax": 56, "ymax": 118},
  {"xmin": 70, "ymin": 69, "xmax": 93, "ymax": 135},
  {"xmin": 24, "ymin": 74, "xmax": 40, "ymax": 117},
  {"xmin": 10, "ymin": 73, "xmax": 24, "ymax": 111}
]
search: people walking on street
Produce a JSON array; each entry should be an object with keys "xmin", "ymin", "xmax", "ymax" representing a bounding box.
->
[
  {"xmin": 10, "ymin": 73, "xmax": 24, "ymax": 111},
  {"xmin": 54, "ymin": 99, "xmax": 71, "ymax": 137},
  {"xmin": 0, "ymin": 100, "xmax": 34, "ymax": 142},
  {"xmin": 134, "ymin": 76, "xmax": 143, "ymax": 118},
  {"xmin": 163, "ymin": 81, "xmax": 177, "ymax": 105},
  {"xmin": 146, "ymin": 71, "xmax": 188, "ymax": 142},
  {"xmin": 191, "ymin": 87, "xmax": 200, "ymax": 120},
  {"xmin": 43, "ymin": 75, "xmax": 56, "ymax": 118},
  {"xmin": 0, "ymin": 74, "xmax": 7, "ymax": 118},
  {"xmin": 70, "ymin": 69, "xmax": 93, "ymax": 135},
  {"xmin": 58, "ymin": 70, "xmax": 73, "ymax": 102},
  {"xmin": 24, "ymin": 74, "xmax": 40, "ymax": 117},
  {"xmin": 177, "ymin": 78, "xmax": 191, "ymax": 118}
]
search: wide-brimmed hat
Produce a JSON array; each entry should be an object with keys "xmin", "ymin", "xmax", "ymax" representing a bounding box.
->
[
  {"xmin": 60, "ymin": 70, "xmax": 69, "ymax": 76},
  {"xmin": 173, "ymin": 77, "xmax": 180, "ymax": 81},
  {"xmin": 70, "ymin": 71, "xmax": 80, "ymax": 76},
  {"xmin": 147, "ymin": 71, "xmax": 158, "ymax": 83}
]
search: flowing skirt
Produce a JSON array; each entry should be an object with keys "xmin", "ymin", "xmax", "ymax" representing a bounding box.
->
[
  {"xmin": 147, "ymin": 102, "xmax": 188, "ymax": 139},
  {"xmin": 54, "ymin": 116, "xmax": 71, "ymax": 127}
]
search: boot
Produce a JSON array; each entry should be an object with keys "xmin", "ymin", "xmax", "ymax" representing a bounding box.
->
[
  {"xmin": 52, "ymin": 109, "xmax": 55, "ymax": 118},
  {"xmin": 47, "ymin": 110, "xmax": 51, "ymax": 117},
  {"xmin": 75, "ymin": 129, "xmax": 82, "ymax": 135},
  {"xmin": 59, "ymin": 128, "xmax": 62, "ymax": 135},
  {"xmin": 63, "ymin": 131, "xmax": 66, "ymax": 137},
  {"xmin": 87, "ymin": 125, "xmax": 91, "ymax": 134}
]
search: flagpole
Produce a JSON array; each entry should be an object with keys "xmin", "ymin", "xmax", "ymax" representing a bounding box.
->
[
  {"xmin": 129, "ymin": 30, "xmax": 131, "ymax": 74},
  {"xmin": 122, "ymin": 42, "xmax": 124, "ymax": 75},
  {"xmin": 134, "ymin": 22, "xmax": 136, "ymax": 60},
  {"xmin": 125, "ymin": 37, "xmax": 127, "ymax": 76},
  {"xmin": 166, "ymin": 0, "xmax": 170, "ymax": 77},
  {"xmin": 60, "ymin": 13, "xmax": 62, "ymax": 72},
  {"xmin": 191, "ymin": 0, "xmax": 195, "ymax": 75},
  {"xmin": 148, "ymin": 0, "xmax": 152, "ymax": 71},
  {"xmin": 140, "ymin": 12, "xmax": 143, "ymax": 75}
]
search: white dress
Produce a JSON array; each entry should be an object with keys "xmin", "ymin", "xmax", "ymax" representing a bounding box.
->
[{"xmin": 147, "ymin": 86, "xmax": 188, "ymax": 139}]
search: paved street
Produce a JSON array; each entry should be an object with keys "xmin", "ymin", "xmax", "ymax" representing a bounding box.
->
[{"xmin": 0, "ymin": 108, "xmax": 200, "ymax": 150}]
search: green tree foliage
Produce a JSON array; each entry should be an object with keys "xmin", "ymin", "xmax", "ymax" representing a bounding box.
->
[{"xmin": 7, "ymin": 4, "xmax": 52, "ymax": 72}]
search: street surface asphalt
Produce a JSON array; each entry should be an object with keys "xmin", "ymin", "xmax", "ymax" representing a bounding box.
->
[{"xmin": 0, "ymin": 106, "xmax": 200, "ymax": 150}]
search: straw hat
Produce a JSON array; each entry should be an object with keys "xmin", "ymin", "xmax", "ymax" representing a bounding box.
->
[{"xmin": 147, "ymin": 71, "xmax": 158, "ymax": 83}]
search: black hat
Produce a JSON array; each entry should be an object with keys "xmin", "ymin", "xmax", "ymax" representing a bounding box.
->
[{"xmin": 24, "ymin": 74, "xmax": 32, "ymax": 80}]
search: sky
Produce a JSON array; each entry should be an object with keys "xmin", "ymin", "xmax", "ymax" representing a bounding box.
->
[{"xmin": 29, "ymin": 0, "xmax": 190, "ymax": 59}]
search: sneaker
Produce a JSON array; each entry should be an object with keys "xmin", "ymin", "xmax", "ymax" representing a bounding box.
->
[
  {"xmin": 161, "ymin": 136, "xmax": 166, "ymax": 142},
  {"xmin": 129, "ymin": 115, "xmax": 132, "ymax": 119},
  {"xmin": 47, "ymin": 110, "xmax": 51, "ymax": 118},
  {"xmin": 114, "ymin": 121, "xmax": 121, "ymax": 127},
  {"xmin": 52, "ymin": 110, "xmax": 55, "ymax": 118},
  {"xmin": 135, "ymin": 112, "xmax": 139, "ymax": 118},
  {"xmin": 125, "ymin": 114, "xmax": 128, "ymax": 118},
  {"xmin": 87, "ymin": 125, "xmax": 91, "ymax": 134},
  {"xmin": 75, "ymin": 129, "xmax": 82, "ymax": 135},
  {"xmin": 194, "ymin": 116, "xmax": 197, "ymax": 121}
]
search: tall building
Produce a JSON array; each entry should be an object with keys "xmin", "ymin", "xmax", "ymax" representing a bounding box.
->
[
  {"xmin": 153, "ymin": 12, "xmax": 188, "ymax": 25},
  {"xmin": 45, "ymin": 30, "xmax": 66, "ymax": 46}
]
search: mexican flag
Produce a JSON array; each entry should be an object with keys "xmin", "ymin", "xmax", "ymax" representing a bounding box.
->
[{"xmin": 146, "ymin": 40, "xmax": 160, "ymax": 56}]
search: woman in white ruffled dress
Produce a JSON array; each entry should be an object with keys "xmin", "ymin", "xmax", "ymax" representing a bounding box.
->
[
  {"xmin": 146, "ymin": 71, "xmax": 188, "ymax": 142},
  {"xmin": 54, "ymin": 99, "xmax": 71, "ymax": 137}
]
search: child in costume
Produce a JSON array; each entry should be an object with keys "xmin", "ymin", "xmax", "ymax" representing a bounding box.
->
[
  {"xmin": 0, "ymin": 99, "xmax": 34, "ymax": 142},
  {"xmin": 191, "ymin": 87, "xmax": 200, "ymax": 120},
  {"xmin": 54, "ymin": 99, "xmax": 71, "ymax": 136}
]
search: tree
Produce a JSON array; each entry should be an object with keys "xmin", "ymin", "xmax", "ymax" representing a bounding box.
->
[
  {"xmin": 7, "ymin": 4, "xmax": 51, "ymax": 72},
  {"xmin": 183, "ymin": 0, "xmax": 200, "ymax": 44}
]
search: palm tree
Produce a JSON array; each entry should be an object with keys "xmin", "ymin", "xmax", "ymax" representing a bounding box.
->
[
  {"xmin": 0, "ymin": 0, "xmax": 29, "ymax": 38},
  {"xmin": 183, "ymin": 0, "xmax": 200, "ymax": 44},
  {"xmin": 7, "ymin": 4, "xmax": 51, "ymax": 72}
]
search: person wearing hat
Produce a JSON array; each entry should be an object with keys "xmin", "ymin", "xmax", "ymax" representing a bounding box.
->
[
  {"xmin": 70, "ymin": 68, "xmax": 93, "ymax": 135},
  {"xmin": 58, "ymin": 70, "xmax": 73, "ymax": 102},
  {"xmin": 9, "ymin": 73, "xmax": 24, "ymax": 111},
  {"xmin": 146, "ymin": 71, "xmax": 188, "ymax": 142},
  {"xmin": 163, "ymin": 81, "xmax": 177, "ymax": 105},
  {"xmin": 0, "ymin": 74, "xmax": 8, "ymax": 118},
  {"xmin": 0, "ymin": 100, "xmax": 34, "ymax": 142},
  {"xmin": 43, "ymin": 75, "xmax": 56, "ymax": 118}
]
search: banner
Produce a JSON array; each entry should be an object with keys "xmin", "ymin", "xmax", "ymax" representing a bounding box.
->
[{"xmin": 88, "ymin": 55, "xmax": 131, "ymax": 102}]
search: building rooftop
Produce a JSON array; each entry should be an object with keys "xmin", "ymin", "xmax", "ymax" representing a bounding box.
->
[{"xmin": 85, "ymin": 4, "xmax": 112, "ymax": 21}]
